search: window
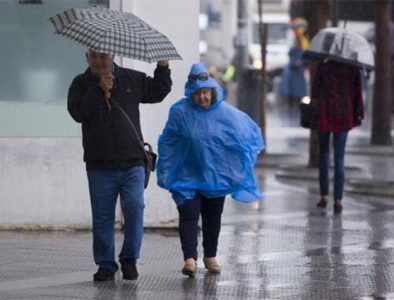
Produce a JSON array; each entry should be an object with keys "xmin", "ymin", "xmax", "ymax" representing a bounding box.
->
[
  {"xmin": 0, "ymin": 0, "xmax": 109, "ymax": 137},
  {"xmin": 252, "ymin": 22, "xmax": 290, "ymax": 45}
]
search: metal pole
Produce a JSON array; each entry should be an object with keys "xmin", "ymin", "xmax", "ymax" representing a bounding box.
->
[
  {"xmin": 235, "ymin": 0, "xmax": 249, "ymax": 107},
  {"xmin": 257, "ymin": 0, "xmax": 267, "ymax": 153},
  {"xmin": 331, "ymin": 0, "xmax": 338, "ymax": 27}
]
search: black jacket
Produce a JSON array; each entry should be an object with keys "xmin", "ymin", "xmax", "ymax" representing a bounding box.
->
[{"xmin": 68, "ymin": 63, "xmax": 172, "ymax": 170}]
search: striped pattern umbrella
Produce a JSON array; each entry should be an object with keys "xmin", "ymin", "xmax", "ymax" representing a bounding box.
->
[{"xmin": 49, "ymin": 6, "xmax": 182, "ymax": 63}]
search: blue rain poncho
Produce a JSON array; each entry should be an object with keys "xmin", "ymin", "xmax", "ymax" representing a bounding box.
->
[{"xmin": 157, "ymin": 63, "xmax": 264, "ymax": 206}]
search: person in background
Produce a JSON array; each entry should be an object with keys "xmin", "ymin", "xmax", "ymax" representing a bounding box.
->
[
  {"xmin": 157, "ymin": 62, "xmax": 264, "ymax": 277},
  {"xmin": 278, "ymin": 46, "xmax": 307, "ymax": 106},
  {"xmin": 278, "ymin": 18, "xmax": 309, "ymax": 107},
  {"xmin": 68, "ymin": 49, "xmax": 172, "ymax": 281},
  {"xmin": 310, "ymin": 59, "xmax": 363, "ymax": 214}
]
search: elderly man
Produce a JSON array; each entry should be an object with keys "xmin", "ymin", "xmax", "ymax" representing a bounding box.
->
[{"xmin": 68, "ymin": 49, "xmax": 172, "ymax": 281}]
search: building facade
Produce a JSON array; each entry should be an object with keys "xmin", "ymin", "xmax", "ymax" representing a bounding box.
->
[{"xmin": 0, "ymin": 0, "xmax": 199, "ymax": 229}]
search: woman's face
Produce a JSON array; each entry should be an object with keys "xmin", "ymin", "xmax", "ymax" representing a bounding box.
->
[{"xmin": 191, "ymin": 88, "xmax": 213, "ymax": 109}]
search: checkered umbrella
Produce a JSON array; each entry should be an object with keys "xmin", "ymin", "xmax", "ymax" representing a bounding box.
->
[{"xmin": 49, "ymin": 6, "xmax": 182, "ymax": 63}]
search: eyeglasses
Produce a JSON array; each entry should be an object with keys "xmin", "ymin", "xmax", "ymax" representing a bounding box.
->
[{"xmin": 188, "ymin": 72, "xmax": 209, "ymax": 82}]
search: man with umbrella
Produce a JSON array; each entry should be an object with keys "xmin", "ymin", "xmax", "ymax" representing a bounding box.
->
[
  {"xmin": 50, "ymin": 6, "xmax": 180, "ymax": 282},
  {"xmin": 68, "ymin": 49, "xmax": 171, "ymax": 281}
]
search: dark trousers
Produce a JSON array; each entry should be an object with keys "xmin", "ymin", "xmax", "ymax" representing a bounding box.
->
[
  {"xmin": 177, "ymin": 195, "xmax": 225, "ymax": 261},
  {"xmin": 318, "ymin": 131, "xmax": 348, "ymax": 201}
]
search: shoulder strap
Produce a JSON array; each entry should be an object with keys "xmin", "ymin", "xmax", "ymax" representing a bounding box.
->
[{"xmin": 112, "ymin": 101, "xmax": 151, "ymax": 162}]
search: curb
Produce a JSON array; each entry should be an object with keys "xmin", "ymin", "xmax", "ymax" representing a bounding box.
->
[
  {"xmin": 257, "ymin": 144, "xmax": 394, "ymax": 198},
  {"xmin": 274, "ymin": 164, "xmax": 368, "ymax": 181},
  {"xmin": 256, "ymin": 153, "xmax": 302, "ymax": 168},
  {"xmin": 347, "ymin": 145, "xmax": 394, "ymax": 156},
  {"xmin": 272, "ymin": 164, "xmax": 394, "ymax": 198},
  {"xmin": 346, "ymin": 179, "xmax": 394, "ymax": 197}
]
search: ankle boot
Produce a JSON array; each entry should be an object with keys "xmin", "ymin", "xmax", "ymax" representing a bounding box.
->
[
  {"xmin": 333, "ymin": 201, "xmax": 343, "ymax": 214},
  {"xmin": 316, "ymin": 197, "xmax": 328, "ymax": 208},
  {"xmin": 182, "ymin": 258, "xmax": 197, "ymax": 277},
  {"xmin": 203, "ymin": 257, "xmax": 221, "ymax": 274}
]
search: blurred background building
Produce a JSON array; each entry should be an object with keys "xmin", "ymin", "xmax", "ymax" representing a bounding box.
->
[{"xmin": 200, "ymin": 0, "xmax": 291, "ymax": 74}]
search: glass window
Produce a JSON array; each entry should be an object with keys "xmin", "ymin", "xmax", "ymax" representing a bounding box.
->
[
  {"xmin": 0, "ymin": 0, "xmax": 109, "ymax": 137},
  {"xmin": 253, "ymin": 22, "xmax": 290, "ymax": 45}
]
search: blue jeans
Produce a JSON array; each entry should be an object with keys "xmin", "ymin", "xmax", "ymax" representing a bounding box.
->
[
  {"xmin": 87, "ymin": 166, "xmax": 145, "ymax": 272},
  {"xmin": 318, "ymin": 132, "xmax": 348, "ymax": 201},
  {"xmin": 177, "ymin": 194, "xmax": 225, "ymax": 261}
]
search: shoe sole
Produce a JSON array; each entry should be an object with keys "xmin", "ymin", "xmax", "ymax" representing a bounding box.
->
[
  {"xmin": 93, "ymin": 275, "xmax": 114, "ymax": 281},
  {"xmin": 123, "ymin": 274, "xmax": 138, "ymax": 281},
  {"xmin": 182, "ymin": 268, "xmax": 196, "ymax": 277},
  {"xmin": 205, "ymin": 268, "xmax": 221, "ymax": 274}
]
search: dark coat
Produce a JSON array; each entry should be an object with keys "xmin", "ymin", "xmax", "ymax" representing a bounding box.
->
[
  {"xmin": 310, "ymin": 60, "xmax": 363, "ymax": 133},
  {"xmin": 278, "ymin": 47, "xmax": 307, "ymax": 99},
  {"xmin": 68, "ymin": 63, "xmax": 172, "ymax": 170}
]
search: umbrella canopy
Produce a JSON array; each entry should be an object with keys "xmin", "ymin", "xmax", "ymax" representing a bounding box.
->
[
  {"xmin": 49, "ymin": 6, "xmax": 182, "ymax": 63},
  {"xmin": 303, "ymin": 27, "xmax": 374, "ymax": 71}
]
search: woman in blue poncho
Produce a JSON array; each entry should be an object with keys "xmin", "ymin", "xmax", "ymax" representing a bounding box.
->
[{"xmin": 157, "ymin": 62, "xmax": 264, "ymax": 277}]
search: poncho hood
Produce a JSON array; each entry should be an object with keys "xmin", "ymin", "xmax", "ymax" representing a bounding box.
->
[{"xmin": 184, "ymin": 62, "xmax": 224, "ymax": 110}]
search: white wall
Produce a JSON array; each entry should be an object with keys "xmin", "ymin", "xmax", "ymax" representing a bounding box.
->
[
  {"xmin": 0, "ymin": 0, "xmax": 199, "ymax": 229},
  {"xmin": 0, "ymin": 138, "xmax": 91, "ymax": 229},
  {"xmin": 118, "ymin": 0, "xmax": 200, "ymax": 227}
]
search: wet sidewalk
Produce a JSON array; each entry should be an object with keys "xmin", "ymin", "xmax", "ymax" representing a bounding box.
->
[
  {"xmin": 1, "ymin": 168, "xmax": 394, "ymax": 299},
  {"xmin": 1, "ymin": 107, "xmax": 394, "ymax": 299}
]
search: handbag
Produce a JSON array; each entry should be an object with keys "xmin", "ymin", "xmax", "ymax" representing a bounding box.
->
[
  {"xmin": 113, "ymin": 101, "xmax": 157, "ymax": 188},
  {"xmin": 143, "ymin": 142, "xmax": 157, "ymax": 188},
  {"xmin": 300, "ymin": 96, "xmax": 312, "ymax": 128}
]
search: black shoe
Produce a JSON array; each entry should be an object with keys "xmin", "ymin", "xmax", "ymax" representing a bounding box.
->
[
  {"xmin": 316, "ymin": 198, "xmax": 328, "ymax": 208},
  {"xmin": 121, "ymin": 261, "xmax": 138, "ymax": 280},
  {"xmin": 93, "ymin": 267, "xmax": 115, "ymax": 281},
  {"xmin": 333, "ymin": 201, "xmax": 343, "ymax": 214}
]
